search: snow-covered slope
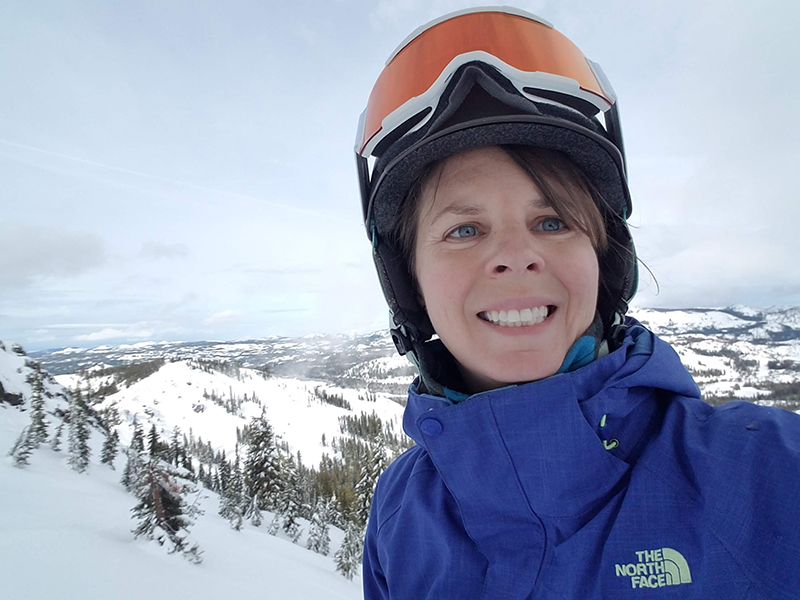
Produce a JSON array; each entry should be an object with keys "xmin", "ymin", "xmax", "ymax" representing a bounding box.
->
[
  {"xmin": 0, "ymin": 404, "xmax": 361, "ymax": 600},
  {"xmin": 75, "ymin": 359, "xmax": 406, "ymax": 469},
  {"xmin": 0, "ymin": 340, "xmax": 69, "ymax": 409},
  {"xmin": 631, "ymin": 306, "xmax": 800, "ymax": 341}
]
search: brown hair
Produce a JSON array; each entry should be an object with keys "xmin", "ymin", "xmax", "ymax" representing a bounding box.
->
[{"xmin": 390, "ymin": 145, "xmax": 610, "ymax": 283}]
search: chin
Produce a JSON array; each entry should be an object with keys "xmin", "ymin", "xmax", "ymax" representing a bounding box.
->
[{"xmin": 461, "ymin": 353, "xmax": 563, "ymax": 393}]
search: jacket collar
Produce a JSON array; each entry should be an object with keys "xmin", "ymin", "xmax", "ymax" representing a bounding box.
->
[{"xmin": 402, "ymin": 320, "xmax": 700, "ymax": 519}]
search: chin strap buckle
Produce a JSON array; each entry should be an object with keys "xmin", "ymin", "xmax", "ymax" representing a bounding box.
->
[
  {"xmin": 390, "ymin": 325, "xmax": 414, "ymax": 356},
  {"xmin": 608, "ymin": 319, "xmax": 628, "ymax": 350}
]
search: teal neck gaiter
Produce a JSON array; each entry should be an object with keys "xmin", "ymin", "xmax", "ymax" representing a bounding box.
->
[{"xmin": 437, "ymin": 311, "xmax": 608, "ymax": 404}]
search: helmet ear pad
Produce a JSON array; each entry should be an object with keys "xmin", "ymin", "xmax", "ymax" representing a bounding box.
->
[
  {"xmin": 373, "ymin": 237, "xmax": 435, "ymax": 348},
  {"xmin": 596, "ymin": 213, "xmax": 638, "ymax": 332}
]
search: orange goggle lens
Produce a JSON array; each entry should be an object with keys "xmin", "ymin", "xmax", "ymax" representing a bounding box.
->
[{"xmin": 358, "ymin": 10, "xmax": 614, "ymax": 157}]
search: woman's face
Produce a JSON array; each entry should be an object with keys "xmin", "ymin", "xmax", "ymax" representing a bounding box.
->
[{"xmin": 414, "ymin": 146, "xmax": 599, "ymax": 393}]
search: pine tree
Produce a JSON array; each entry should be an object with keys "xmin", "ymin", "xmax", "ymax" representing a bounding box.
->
[
  {"xmin": 217, "ymin": 450, "xmax": 230, "ymax": 494},
  {"xmin": 197, "ymin": 463, "xmax": 208, "ymax": 488},
  {"xmin": 169, "ymin": 427, "xmax": 182, "ymax": 466},
  {"xmin": 267, "ymin": 512, "xmax": 280, "ymax": 536},
  {"xmin": 148, "ymin": 423, "xmax": 160, "ymax": 457},
  {"xmin": 8, "ymin": 426, "xmax": 34, "ymax": 468},
  {"xmin": 243, "ymin": 413, "xmax": 282, "ymax": 510},
  {"xmin": 50, "ymin": 421, "xmax": 64, "ymax": 452},
  {"xmin": 100, "ymin": 429, "xmax": 120, "ymax": 468},
  {"xmin": 306, "ymin": 498, "xmax": 332, "ymax": 556},
  {"xmin": 102, "ymin": 403, "xmax": 121, "ymax": 429},
  {"xmin": 277, "ymin": 453, "xmax": 303, "ymax": 543},
  {"xmin": 335, "ymin": 520, "xmax": 363, "ymax": 580},
  {"xmin": 181, "ymin": 454, "xmax": 194, "ymax": 478},
  {"xmin": 355, "ymin": 435, "xmax": 388, "ymax": 527},
  {"xmin": 131, "ymin": 417, "xmax": 145, "ymax": 454},
  {"xmin": 131, "ymin": 458, "xmax": 203, "ymax": 563},
  {"xmin": 219, "ymin": 449, "xmax": 246, "ymax": 530},
  {"xmin": 245, "ymin": 494, "xmax": 263, "ymax": 527},
  {"xmin": 67, "ymin": 387, "xmax": 91, "ymax": 473},
  {"xmin": 121, "ymin": 448, "xmax": 144, "ymax": 491},
  {"xmin": 27, "ymin": 365, "xmax": 48, "ymax": 447}
]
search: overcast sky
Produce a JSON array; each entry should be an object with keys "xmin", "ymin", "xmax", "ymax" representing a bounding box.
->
[{"xmin": 1, "ymin": 0, "xmax": 798, "ymax": 351}]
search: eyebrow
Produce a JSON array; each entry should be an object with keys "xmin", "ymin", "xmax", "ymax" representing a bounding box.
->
[
  {"xmin": 429, "ymin": 203, "xmax": 484, "ymax": 226},
  {"xmin": 429, "ymin": 196, "xmax": 551, "ymax": 226}
]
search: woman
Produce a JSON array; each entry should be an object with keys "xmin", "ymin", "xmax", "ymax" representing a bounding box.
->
[{"xmin": 355, "ymin": 7, "xmax": 800, "ymax": 599}]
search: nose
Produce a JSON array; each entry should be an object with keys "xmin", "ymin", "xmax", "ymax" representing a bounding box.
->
[{"xmin": 486, "ymin": 226, "xmax": 545, "ymax": 277}]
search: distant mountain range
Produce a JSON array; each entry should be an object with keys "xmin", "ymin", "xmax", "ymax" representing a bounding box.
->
[
  {"xmin": 27, "ymin": 305, "xmax": 800, "ymax": 386},
  {"xmin": 8, "ymin": 306, "xmax": 800, "ymax": 449}
]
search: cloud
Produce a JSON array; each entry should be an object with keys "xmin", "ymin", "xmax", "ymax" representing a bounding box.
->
[
  {"xmin": 0, "ymin": 223, "xmax": 106, "ymax": 289},
  {"xmin": 74, "ymin": 326, "xmax": 154, "ymax": 342},
  {"xmin": 231, "ymin": 266, "xmax": 324, "ymax": 276},
  {"xmin": 40, "ymin": 323, "xmax": 128, "ymax": 330},
  {"xmin": 203, "ymin": 310, "xmax": 243, "ymax": 326},
  {"xmin": 140, "ymin": 241, "xmax": 190, "ymax": 260}
]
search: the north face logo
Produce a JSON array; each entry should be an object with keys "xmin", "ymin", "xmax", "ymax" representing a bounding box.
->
[{"xmin": 615, "ymin": 548, "xmax": 693, "ymax": 589}]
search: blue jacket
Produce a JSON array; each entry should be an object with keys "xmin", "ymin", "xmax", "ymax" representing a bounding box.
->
[{"xmin": 363, "ymin": 323, "xmax": 800, "ymax": 599}]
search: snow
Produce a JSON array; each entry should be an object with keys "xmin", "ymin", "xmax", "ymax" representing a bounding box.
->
[
  {"xmin": 0, "ymin": 407, "xmax": 363, "ymax": 600},
  {"xmin": 50, "ymin": 346, "xmax": 87, "ymax": 355},
  {"xmin": 727, "ymin": 305, "xmax": 762, "ymax": 318},
  {"xmin": 0, "ymin": 340, "xmax": 30, "ymax": 396},
  {"xmin": 765, "ymin": 306, "xmax": 800, "ymax": 328},
  {"xmin": 85, "ymin": 360, "xmax": 405, "ymax": 469},
  {"xmin": 631, "ymin": 307, "xmax": 752, "ymax": 332},
  {"xmin": 7, "ymin": 307, "xmax": 800, "ymax": 597},
  {"xmin": 0, "ymin": 340, "xmax": 70, "ymax": 408}
]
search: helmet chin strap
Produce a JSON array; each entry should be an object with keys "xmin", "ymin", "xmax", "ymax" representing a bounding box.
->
[
  {"xmin": 391, "ymin": 306, "xmax": 630, "ymax": 399},
  {"xmin": 388, "ymin": 309, "xmax": 455, "ymax": 397}
]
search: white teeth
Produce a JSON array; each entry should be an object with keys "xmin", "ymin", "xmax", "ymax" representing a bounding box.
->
[{"xmin": 480, "ymin": 305, "xmax": 552, "ymax": 327}]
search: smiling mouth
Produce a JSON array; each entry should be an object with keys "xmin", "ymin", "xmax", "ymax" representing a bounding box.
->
[{"xmin": 478, "ymin": 305, "xmax": 556, "ymax": 327}]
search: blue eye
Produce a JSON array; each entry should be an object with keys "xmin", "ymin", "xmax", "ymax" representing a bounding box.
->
[
  {"xmin": 537, "ymin": 217, "xmax": 566, "ymax": 232},
  {"xmin": 449, "ymin": 224, "xmax": 479, "ymax": 239}
]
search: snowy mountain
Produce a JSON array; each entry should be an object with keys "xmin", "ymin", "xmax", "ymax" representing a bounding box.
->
[
  {"xmin": 0, "ymin": 340, "xmax": 70, "ymax": 410},
  {"xmin": 28, "ymin": 305, "xmax": 800, "ymax": 411},
  {"xmin": 631, "ymin": 307, "xmax": 800, "ymax": 408},
  {"xmin": 632, "ymin": 305, "xmax": 800, "ymax": 341},
  {"xmin": 57, "ymin": 357, "xmax": 407, "ymax": 470},
  {"xmin": 0, "ymin": 399, "xmax": 362, "ymax": 600},
  {"xmin": 5, "ymin": 305, "xmax": 800, "ymax": 598},
  {"xmin": 0, "ymin": 340, "xmax": 375, "ymax": 598},
  {"xmin": 30, "ymin": 331, "xmax": 395, "ymax": 377}
]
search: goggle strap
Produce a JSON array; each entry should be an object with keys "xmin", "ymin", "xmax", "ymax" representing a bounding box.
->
[{"xmin": 365, "ymin": 112, "xmax": 627, "ymax": 229}]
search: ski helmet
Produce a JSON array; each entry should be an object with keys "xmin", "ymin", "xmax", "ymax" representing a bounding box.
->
[{"xmin": 355, "ymin": 6, "xmax": 637, "ymax": 365}]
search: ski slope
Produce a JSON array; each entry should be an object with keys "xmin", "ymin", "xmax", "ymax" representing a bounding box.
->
[
  {"xmin": 1, "ymin": 404, "xmax": 363, "ymax": 600},
  {"xmin": 60, "ymin": 359, "xmax": 406, "ymax": 469}
]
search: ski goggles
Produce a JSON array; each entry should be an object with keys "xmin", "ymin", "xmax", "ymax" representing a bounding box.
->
[{"xmin": 355, "ymin": 7, "xmax": 620, "ymax": 160}]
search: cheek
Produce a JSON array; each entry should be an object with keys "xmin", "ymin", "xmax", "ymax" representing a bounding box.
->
[
  {"xmin": 563, "ymin": 246, "xmax": 600, "ymax": 311},
  {"xmin": 415, "ymin": 250, "xmax": 470, "ymax": 323}
]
